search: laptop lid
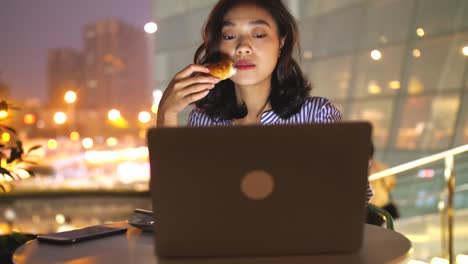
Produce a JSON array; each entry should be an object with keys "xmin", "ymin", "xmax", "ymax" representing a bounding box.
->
[{"xmin": 147, "ymin": 122, "xmax": 372, "ymax": 257}]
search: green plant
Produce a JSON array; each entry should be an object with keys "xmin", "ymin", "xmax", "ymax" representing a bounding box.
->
[{"xmin": 0, "ymin": 100, "xmax": 40, "ymax": 192}]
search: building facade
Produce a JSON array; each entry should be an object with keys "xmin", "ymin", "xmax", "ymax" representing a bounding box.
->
[
  {"xmin": 82, "ymin": 19, "xmax": 151, "ymax": 120},
  {"xmin": 47, "ymin": 48, "xmax": 83, "ymax": 108},
  {"xmin": 0, "ymin": 77, "xmax": 10, "ymax": 100}
]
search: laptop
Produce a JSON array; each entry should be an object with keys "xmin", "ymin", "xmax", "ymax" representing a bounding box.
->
[{"xmin": 147, "ymin": 122, "xmax": 372, "ymax": 258}]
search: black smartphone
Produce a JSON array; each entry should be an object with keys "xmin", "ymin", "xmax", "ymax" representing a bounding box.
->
[
  {"xmin": 134, "ymin": 208, "xmax": 154, "ymax": 216},
  {"xmin": 37, "ymin": 224, "xmax": 127, "ymax": 244}
]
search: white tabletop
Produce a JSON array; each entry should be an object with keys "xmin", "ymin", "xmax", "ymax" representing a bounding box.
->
[{"xmin": 13, "ymin": 223, "xmax": 412, "ymax": 264}]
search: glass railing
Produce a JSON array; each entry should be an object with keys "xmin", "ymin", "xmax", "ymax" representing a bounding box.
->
[
  {"xmin": 369, "ymin": 145, "xmax": 468, "ymax": 264},
  {"xmin": 0, "ymin": 192, "xmax": 151, "ymax": 235}
]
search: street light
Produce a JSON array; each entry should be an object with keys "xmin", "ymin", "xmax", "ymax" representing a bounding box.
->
[
  {"xmin": 54, "ymin": 112, "xmax": 67, "ymax": 125},
  {"xmin": 64, "ymin": 91, "xmax": 77, "ymax": 104},
  {"xmin": 370, "ymin": 49, "xmax": 382, "ymax": 61},
  {"xmin": 64, "ymin": 91, "xmax": 77, "ymax": 133},
  {"xmin": 0, "ymin": 101, "xmax": 8, "ymax": 120},
  {"xmin": 82, "ymin": 137, "xmax": 94, "ymax": 149},
  {"xmin": 47, "ymin": 139, "xmax": 58, "ymax": 150},
  {"xmin": 0, "ymin": 110, "xmax": 7, "ymax": 119},
  {"xmin": 107, "ymin": 109, "xmax": 128, "ymax": 129},
  {"xmin": 463, "ymin": 46, "xmax": 468, "ymax": 56},
  {"xmin": 1, "ymin": 132, "xmax": 10, "ymax": 142},
  {"xmin": 23, "ymin": 114, "xmax": 37, "ymax": 125},
  {"xmin": 138, "ymin": 111, "xmax": 151, "ymax": 124},
  {"xmin": 144, "ymin": 22, "xmax": 158, "ymax": 34},
  {"xmin": 70, "ymin": 131, "xmax": 80, "ymax": 141},
  {"xmin": 108, "ymin": 109, "xmax": 121, "ymax": 121},
  {"xmin": 138, "ymin": 111, "xmax": 152, "ymax": 140}
]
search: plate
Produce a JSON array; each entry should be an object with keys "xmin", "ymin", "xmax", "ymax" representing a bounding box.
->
[{"xmin": 127, "ymin": 214, "xmax": 155, "ymax": 232}]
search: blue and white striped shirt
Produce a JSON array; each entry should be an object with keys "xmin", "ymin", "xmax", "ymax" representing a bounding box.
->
[
  {"xmin": 188, "ymin": 96, "xmax": 342, "ymax": 126},
  {"xmin": 188, "ymin": 96, "xmax": 373, "ymax": 203}
]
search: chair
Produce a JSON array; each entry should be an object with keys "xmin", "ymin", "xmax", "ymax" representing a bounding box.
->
[{"xmin": 367, "ymin": 203, "xmax": 394, "ymax": 230}]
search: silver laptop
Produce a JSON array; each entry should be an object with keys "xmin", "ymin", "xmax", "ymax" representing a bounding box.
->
[{"xmin": 147, "ymin": 122, "xmax": 372, "ymax": 258}]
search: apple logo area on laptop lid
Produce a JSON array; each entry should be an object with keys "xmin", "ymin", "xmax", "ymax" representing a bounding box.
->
[{"xmin": 147, "ymin": 122, "xmax": 372, "ymax": 258}]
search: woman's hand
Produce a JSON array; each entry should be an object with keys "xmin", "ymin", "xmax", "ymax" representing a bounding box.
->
[{"xmin": 157, "ymin": 64, "xmax": 220, "ymax": 127}]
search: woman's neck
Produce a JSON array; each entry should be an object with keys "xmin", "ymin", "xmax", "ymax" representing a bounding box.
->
[{"xmin": 234, "ymin": 82, "xmax": 272, "ymax": 123}]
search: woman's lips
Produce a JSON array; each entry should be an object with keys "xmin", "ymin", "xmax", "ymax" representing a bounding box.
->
[
  {"xmin": 236, "ymin": 65, "xmax": 256, "ymax": 70},
  {"xmin": 235, "ymin": 61, "xmax": 256, "ymax": 70}
]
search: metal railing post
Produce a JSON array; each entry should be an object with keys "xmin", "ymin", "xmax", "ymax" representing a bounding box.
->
[
  {"xmin": 444, "ymin": 155, "xmax": 455, "ymax": 264},
  {"xmin": 368, "ymin": 145, "xmax": 467, "ymax": 262}
]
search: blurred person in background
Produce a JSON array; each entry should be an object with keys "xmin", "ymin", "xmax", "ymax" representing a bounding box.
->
[
  {"xmin": 156, "ymin": 0, "xmax": 373, "ymax": 203},
  {"xmin": 367, "ymin": 143, "xmax": 399, "ymax": 226}
]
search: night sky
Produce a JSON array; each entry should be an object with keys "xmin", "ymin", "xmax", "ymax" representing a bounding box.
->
[{"xmin": 0, "ymin": 0, "xmax": 152, "ymax": 101}]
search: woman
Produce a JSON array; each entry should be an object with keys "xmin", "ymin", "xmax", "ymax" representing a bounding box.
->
[
  {"xmin": 157, "ymin": 0, "xmax": 372, "ymax": 201},
  {"xmin": 368, "ymin": 143, "xmax": 399, "ymax": 224}
]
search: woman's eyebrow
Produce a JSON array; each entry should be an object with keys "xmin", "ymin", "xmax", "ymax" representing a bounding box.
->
[{"xmin": 222, "ymin": 19, "xmax": 271, "ymax": 28}]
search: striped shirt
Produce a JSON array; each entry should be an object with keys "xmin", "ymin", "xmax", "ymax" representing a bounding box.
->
[
  {"xmin": 188, "ymin": 96, "xmax": 342, "ymax": 126},
  {"xmin": 188, "ymin": 96, "xmax": 373, "ymax": 203}
]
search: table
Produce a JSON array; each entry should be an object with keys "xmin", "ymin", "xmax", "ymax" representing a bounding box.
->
[{"xmin": 13, "ymin": 223, "xmax": 412, "ymax": 264}]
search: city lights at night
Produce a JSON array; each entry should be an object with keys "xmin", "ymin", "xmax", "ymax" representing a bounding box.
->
[
  {"xmin": 144, "ymin": 22, "xmax": 158, "ymax": 34},
  {"xmin": 53, "ymin": 112, "xmax": 67, "ymax": 124},
  {"xmin": 138, "ymin": 111, "xmax": 151, "ymax": 124},
  {"xmin": 64, "ymin": 91, "xmax": 77, "ymax": 104},
  {"xmin": 107, "ymin": 109, "xmax": 121, "ymax": 121}
]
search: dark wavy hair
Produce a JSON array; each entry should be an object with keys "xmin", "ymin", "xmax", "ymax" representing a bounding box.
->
[{"xmin": 194, "ymin": 0, "xmax": 312, "ymax": 120}]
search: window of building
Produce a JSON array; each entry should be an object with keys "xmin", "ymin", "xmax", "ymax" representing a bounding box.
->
[
  {"xmin": 305, "ymin": 55, "xmax": 352, "ymax": 100},
  {"xmin": 168, "ymin": 49, "xmax": 194, "ymax": 78},
  {"xmin": 301, "ymin": 0, "xmax": 364, "ymax": 18},
  {"xmin": 187, "ymin": 0, "xmax": 217, "ymax": 9},
  {"xmin": 188, "ymin": 8, "xmax": 211, "ymax": 47},
  {"xmin": 155, "ymin": 53, "xmax": 169, "ymax": 83},
  {"xmin": 155, "ymin": 0, "xmax": 216, "ymax": 20},
  {"xmin": 299, "ymin": 17, "xmax": 320, "ymax": 59},
  {"xmin": 463, "ymin": 1, "xmax": 468, "ymax": 30},
  {"xmin": 360, "ymin": 0, "xmax": 413, "ymax": 49},
  {"xmin": 314, "ymin": 5, "xmax": 364, "ymax": 57},
  {"xmin": 406, "ymin": 34, "xmax": 468, "ymax": 94},
  {"xmin": 464, "ymin": 97, "xmax": 468, "ymax": 144},
  {"xmin": 155, "ymin": 0, "xmax": 187, "ymax": 20},
  {"xmin": 414, "ymin": 0, "xmax": 465, "ymax": 38},
  {"xmin": 348, "ymin": 98, "xmax": 394, "ymax": 148},
  {"xmin": 156, "ymin": 16, "xmax": 189, "ymax": 51},
  {"xmin": 396, "ymin": 95, "xmax": 461, "ymax": 150},
  {"xmin": 353, "ymin": 45, "xmax": 405, "ymax": 99}
]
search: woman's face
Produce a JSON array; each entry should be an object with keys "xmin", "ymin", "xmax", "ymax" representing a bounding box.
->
[{"xmin": 219, "ymin": 4, "xmax": 283, "ymax": 87}]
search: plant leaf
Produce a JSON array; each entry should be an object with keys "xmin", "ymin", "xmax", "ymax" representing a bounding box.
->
[
  {"xmin": 0, "ymin": 167, "xmax": 10, "ymax": 175},
  {"xmin": 16, "ymin": 140, "xmax": 23, "ymax": 149},
  {"xmin": 7, "ymin": 171, "xmax": 19, "ymax": 180},
  {"xmin": 22, "ymin": 160, "xmax": 38, "ymax": 165},
  {"xmin": 2, "ymin": 126, "xmax": 17, "ymax": 135},
  {"xmin": 25, "ymin": 169, "xmax": 35, "ymax": 176},
  {"xmin": 27, "ymin": 145, "xmax": 42, "ymax": 154},
  {"xmin": 7, "ymin": 147, "xmax": 23, "ymax": 163}
]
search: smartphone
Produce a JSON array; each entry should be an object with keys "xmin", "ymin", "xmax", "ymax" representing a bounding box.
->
[
  {"xmin": 37, "ymin": 224, "xmax": 127, "ymax": 244},
  {"xmin": 134, "ymin": 208, "xmax": 154, "ymax": 217}
]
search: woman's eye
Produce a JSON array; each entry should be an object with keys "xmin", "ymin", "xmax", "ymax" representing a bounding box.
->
[
  {"xmin": 254, "ymin": 33, "xmax": 266, "ymax": 38},
  {"xmin": 222, "ymin": 35, "xmax": 236, "ymax": 40}
]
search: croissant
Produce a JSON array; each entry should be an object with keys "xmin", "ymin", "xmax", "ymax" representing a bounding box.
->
[{"xmin": 205, "ymin": 58, "xmax": 237, "ymax": 80}]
